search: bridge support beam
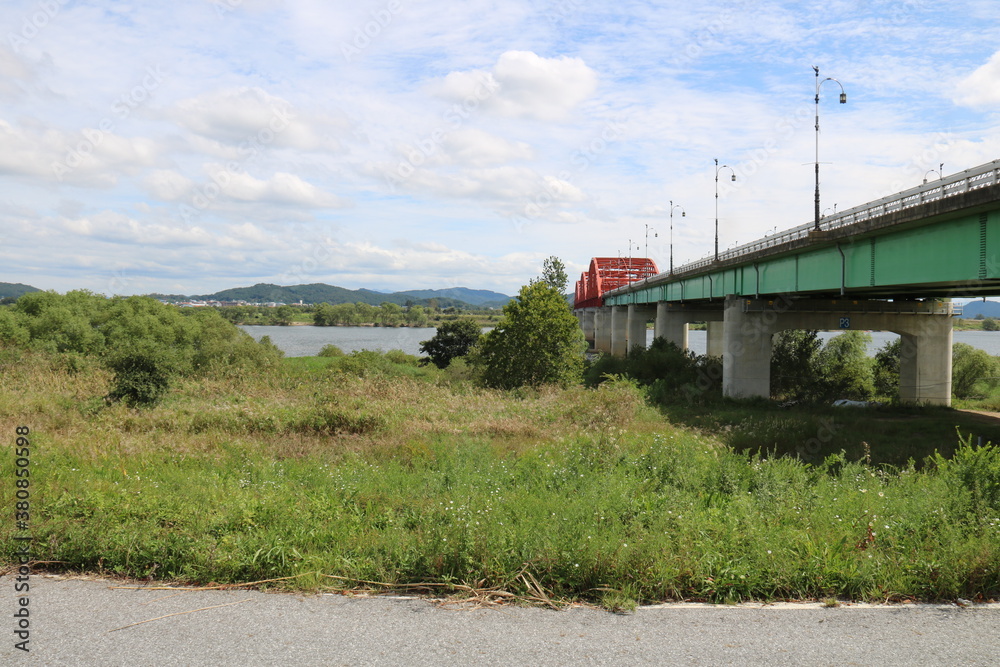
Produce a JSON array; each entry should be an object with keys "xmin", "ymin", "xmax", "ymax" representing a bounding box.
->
[
  {"xmin": 594, "ymin": 308, "xmax": 612, "ymax": 354},
  {"xmin": 611, "ymin": 306, "xmax": 629, "ymax": 357},
  {"xmin": 579, "ymin": 308, "xmax": 597, "ymax": 348},
  {"xmin": 722, "ymin": 296, "xmax": 954, "ymax": 406},
  {"xmin": 627, "ymin": 305, "xmax": 654, "ymax": 354},
  {"xmin": 654, "ymin": 302, "xmax": 725, "ymax": 352},
  {"xmin": 706, "ymin": 321, "xmax": 724, "ymax": 358},
  {"xmin": 655, "ymin": 302, "xmax": 688, "ymax": 350}
]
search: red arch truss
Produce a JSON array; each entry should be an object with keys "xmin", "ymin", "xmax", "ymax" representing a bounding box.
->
[{"xmin": 574, "ymin": 257, "xmax": 659, "ymax": 309}]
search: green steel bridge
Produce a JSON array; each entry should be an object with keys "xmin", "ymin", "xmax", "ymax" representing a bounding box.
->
[
  {"xmin": 602, "ymin": 159, "xmax": 1000, "ymax": 307},
  {"xmin": 574, "ymin": 159, "xmax": 1000, "ymax": 406}
]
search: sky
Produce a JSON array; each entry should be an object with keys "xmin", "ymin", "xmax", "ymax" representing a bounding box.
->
[{"xmin": 2, "ymin": 0, "xmax": 1000, "ymax": 297}]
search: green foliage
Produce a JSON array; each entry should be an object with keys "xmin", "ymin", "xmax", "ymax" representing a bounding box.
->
[
  {"xmin": 419, "ymin": 319, "xmax": 482, "ymax": 369},
  {"xmin": 770, "ymin": 330, "xmax": 823, "ymax": 401},
  {"xmin": 817, "ymin": 331, "xmax": 874, "ymax": 400},
  {"xmin": 584, "ymin": 338, "xmax": 722, "ymax": 404},
  {"xmin": 6, "ymin": 291, "xmax": 282, "ymax": 381},
  {"xmin": 952, "ymin": 342, "xmax": 1000, "ymax": 398},
  {"xmin": 318, "ymin": 344, "xmax": 345, "ymax": 357},
  {"xmin": 329, "ymin": 349, "xmax": 434, "ymax": 380},
  {"xmin": 105, "ymin": 347, "xmax": 174, "ymax": 407},
  {"xmin": 872, "ymin": 338, "xmax": 901, "ymax": 398},
  {"xmin": 541, "ymin": 255, "xmax": 569, "ymax": 295},
  {"xmin": 984, "ymin": 317, "xmax": 1000, "ymax": 331},
  {"xmin": 0, "ymin": 307, "xmax": 30, "ymax": 347},
  {"xmin": 476, "ymin": 281, "xmax": 586, "ymax": 389}
]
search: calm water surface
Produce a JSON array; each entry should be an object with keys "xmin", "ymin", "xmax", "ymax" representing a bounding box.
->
[{"xmin": 240, "ymin": 325, "xmax": 1000, "ymax": 358}]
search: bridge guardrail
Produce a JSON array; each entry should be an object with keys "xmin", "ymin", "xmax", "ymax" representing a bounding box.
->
[{"xmin": 667, "ymin": 159, "xmax": 1000, "ymax": 278}]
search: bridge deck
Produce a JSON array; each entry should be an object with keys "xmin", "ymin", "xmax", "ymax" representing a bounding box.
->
[{"xmin": 597, "ymin": 159, "xmax": 1000, "ymax": 306}]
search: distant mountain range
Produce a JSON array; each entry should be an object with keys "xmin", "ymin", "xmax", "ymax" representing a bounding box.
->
[
  {"xmin": 959, "ymin": 300, "xmax": 1000, "ymax": 319},
  {"xmin": 0, "ymin": 280, "xmax": 513, "ymax": 309},
  {"xmin": 151, "ymin": 283, "xmax": 514, "ymax": 309},
  {"xmin": 0, "ymin": 282, "xmax": 40, "ymax": 299}
]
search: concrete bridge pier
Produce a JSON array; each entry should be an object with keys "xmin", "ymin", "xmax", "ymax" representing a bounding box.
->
[
  {"xmin": 706, "ymin": 321, "xmax": 724, "ymax": 358},
  {"xmin": 654, "ymin": 302, "xmax": 725, "ymax": 353},
  {"xmin": 579, "ymin": 308, "xmax": 597, "ymax": 348},
  {"xmin": 897, "ymin": 318, "xmax": 953, "ymax": 405},
  {"xmin": 611, "ymin": 306, "xmax": 629, "ymax": 356},
  {"xmin": 721, "ymin": 296, "xmax": 955, "ymax": 406},
  {"xmin": 627, "ymin": 304, "xmax": 655, "ymax": 354},
  {"xmin": 655, "ymin": 302, "xmax": 689, "ymax": 350},
  {"xmin": 594, "ymin": 308, "xmax": 612, "ymax": 353}
]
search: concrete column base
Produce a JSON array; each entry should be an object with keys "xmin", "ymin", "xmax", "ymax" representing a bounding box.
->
[
  {"xmin": 721, "ymin": 296, "xmax": 955, "ymax": 406},
  {"xmin": 627, "ymin": 305, "xmax": 655, "ymax": 355},
  {"xmin": 611, "ymin": 306, "xmax": 629, "ymax": 357},
  {"xmin": 706, "ymin": 321, "xmax": 724, "ymax": 358},
  {"xmin": 594, "ymin": 308, "xmax": 612, "ymax": 354}
]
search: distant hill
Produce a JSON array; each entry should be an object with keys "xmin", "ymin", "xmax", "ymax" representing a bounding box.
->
[
  {"xmin": 393, "ymin": 287, "xmax": 513, "ymax": 308},
  {"xmin": 0, "ymin": 282, "xmax": 40, "ymax": 299},
  {"xmin": 960, "ymin": 300, "xmax": 1000, "ymax": 319},
  {"xmin": 150, "ymin": 283, "xmax": 513, "ymax": 309}
]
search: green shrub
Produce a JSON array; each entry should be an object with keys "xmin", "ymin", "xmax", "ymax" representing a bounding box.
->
[
  {"xmin": 952, "ymin": 343, "xmax": 1000, "ymax": 398},
  {"xmin": 318, "ymin": 344, "xmax": 345, "ymax": 357},
  {"xmin": 105, "ymin": 348, "xmax": 175, "ymax": 407}
]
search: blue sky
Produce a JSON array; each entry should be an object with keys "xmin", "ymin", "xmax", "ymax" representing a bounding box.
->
[{"xmin": 2, "ymin": 0, "xmax": 999, "ymax": 296}]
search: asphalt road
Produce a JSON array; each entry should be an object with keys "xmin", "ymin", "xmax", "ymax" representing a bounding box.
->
[{"xmin": 3, "ymin": 574, "xmax": 998, "ymax": 665}]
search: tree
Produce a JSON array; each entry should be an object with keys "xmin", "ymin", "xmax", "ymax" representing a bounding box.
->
[
  {"xmin": 419, "ymin": 319, "xmax": 482, "ymax": 369},
  {"xmin": 983, "ymin": 317, "xmax": 1000, "ymax": 331},
  {"xmin": 541, "ymin": 256, "xmax": 569, "ymax": 295},
  {"xmin": 952, "ymin": 342, "xmax": 1000, "ymax": 398},
  {"xmin": 476, "ymin": 280, "xmax": 586, "ymax": 389},
  {"xmin": 770, "ymin": 329, "xmax": 822, "ymax": 400},
  {"xmin": 818, "ymin": 331, "xmax": 874, "ymax": 400},
  {"xmin": 872, "ymin": 338, "xmax": 901, "ymax": 398}
]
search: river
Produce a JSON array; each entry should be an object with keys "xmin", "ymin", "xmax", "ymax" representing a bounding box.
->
[{"xmin": 239, "ymin": 325, "xmax": 1000, "ymax": 358}]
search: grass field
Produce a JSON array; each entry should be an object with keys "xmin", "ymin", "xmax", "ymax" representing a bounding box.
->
[{"xmin": 2, "ymin": 348, "xmax": 999, "ymax": 609}]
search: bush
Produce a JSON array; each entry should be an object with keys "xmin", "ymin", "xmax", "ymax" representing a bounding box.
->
[
  {"xmin": 318, "ymin": 344, "xmax": 345, "ymax": 357},
  {"xmin": 105, "ymin": 348, "xmax": 175, "ymax": 407},
  {"xmin": 585, "ymin": 337, "xmax": 721, "ymax": 405},
  {"xmin": 419, "ymin": 319, "xmax": 482, "ymax": 369},
  {"xmin": 872, "ymin": 338, "xmax": 901, "ymax": 398},
  {"xmin": 952, "ymin": 343, "xmax": 1000, "ymax": 398}
]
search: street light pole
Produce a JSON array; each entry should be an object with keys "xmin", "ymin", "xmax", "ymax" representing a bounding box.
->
[
  {"xmin": 924, "ymin": 163, "xmax": 944, "ymax": 184},
  {"xmin": 644, "ymin": 224, "xmax": 657, "ymax": 260},
  {"xmin": 814, "ymin": 65, "xmax": 847, "ymax": 232},
  {"xmin": 669, "ymin": 200, "xmax": 685, "ymax": 274},
  {"xmin": 715, "ymin": 158, "xmax": 736, "ymax": 262}
]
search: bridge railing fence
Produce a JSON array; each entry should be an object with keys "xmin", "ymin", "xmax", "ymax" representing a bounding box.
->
[{"xmin": 665, "ymin": 159, "xmax": 1000, "ymax": 280}]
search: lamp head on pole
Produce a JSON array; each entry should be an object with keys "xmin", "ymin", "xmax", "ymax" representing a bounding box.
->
[
  {"xmin": 681, "ymin": 211, "xmax": 686, "ymax": 217},
  {"xmin": 839, "ymin": 92, "xmax": 847, "ymax": 104},
  {"xmin": 731, "ymin": 173, "xmax": 736, "ymax": 182}
]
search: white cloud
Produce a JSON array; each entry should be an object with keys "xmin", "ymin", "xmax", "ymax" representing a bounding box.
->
[
  {"xmin": 954, "ymin": 50, "xmax": 1000, "ymax": 108},
  {"xmin": 435, "ymin": 51, "xmax": 598, "ymax": 121}
]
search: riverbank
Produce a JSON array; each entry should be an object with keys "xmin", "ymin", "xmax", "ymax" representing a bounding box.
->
[{"xmin": 3, "ymin": 349, "xmax": 998, "ymax": 609}]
